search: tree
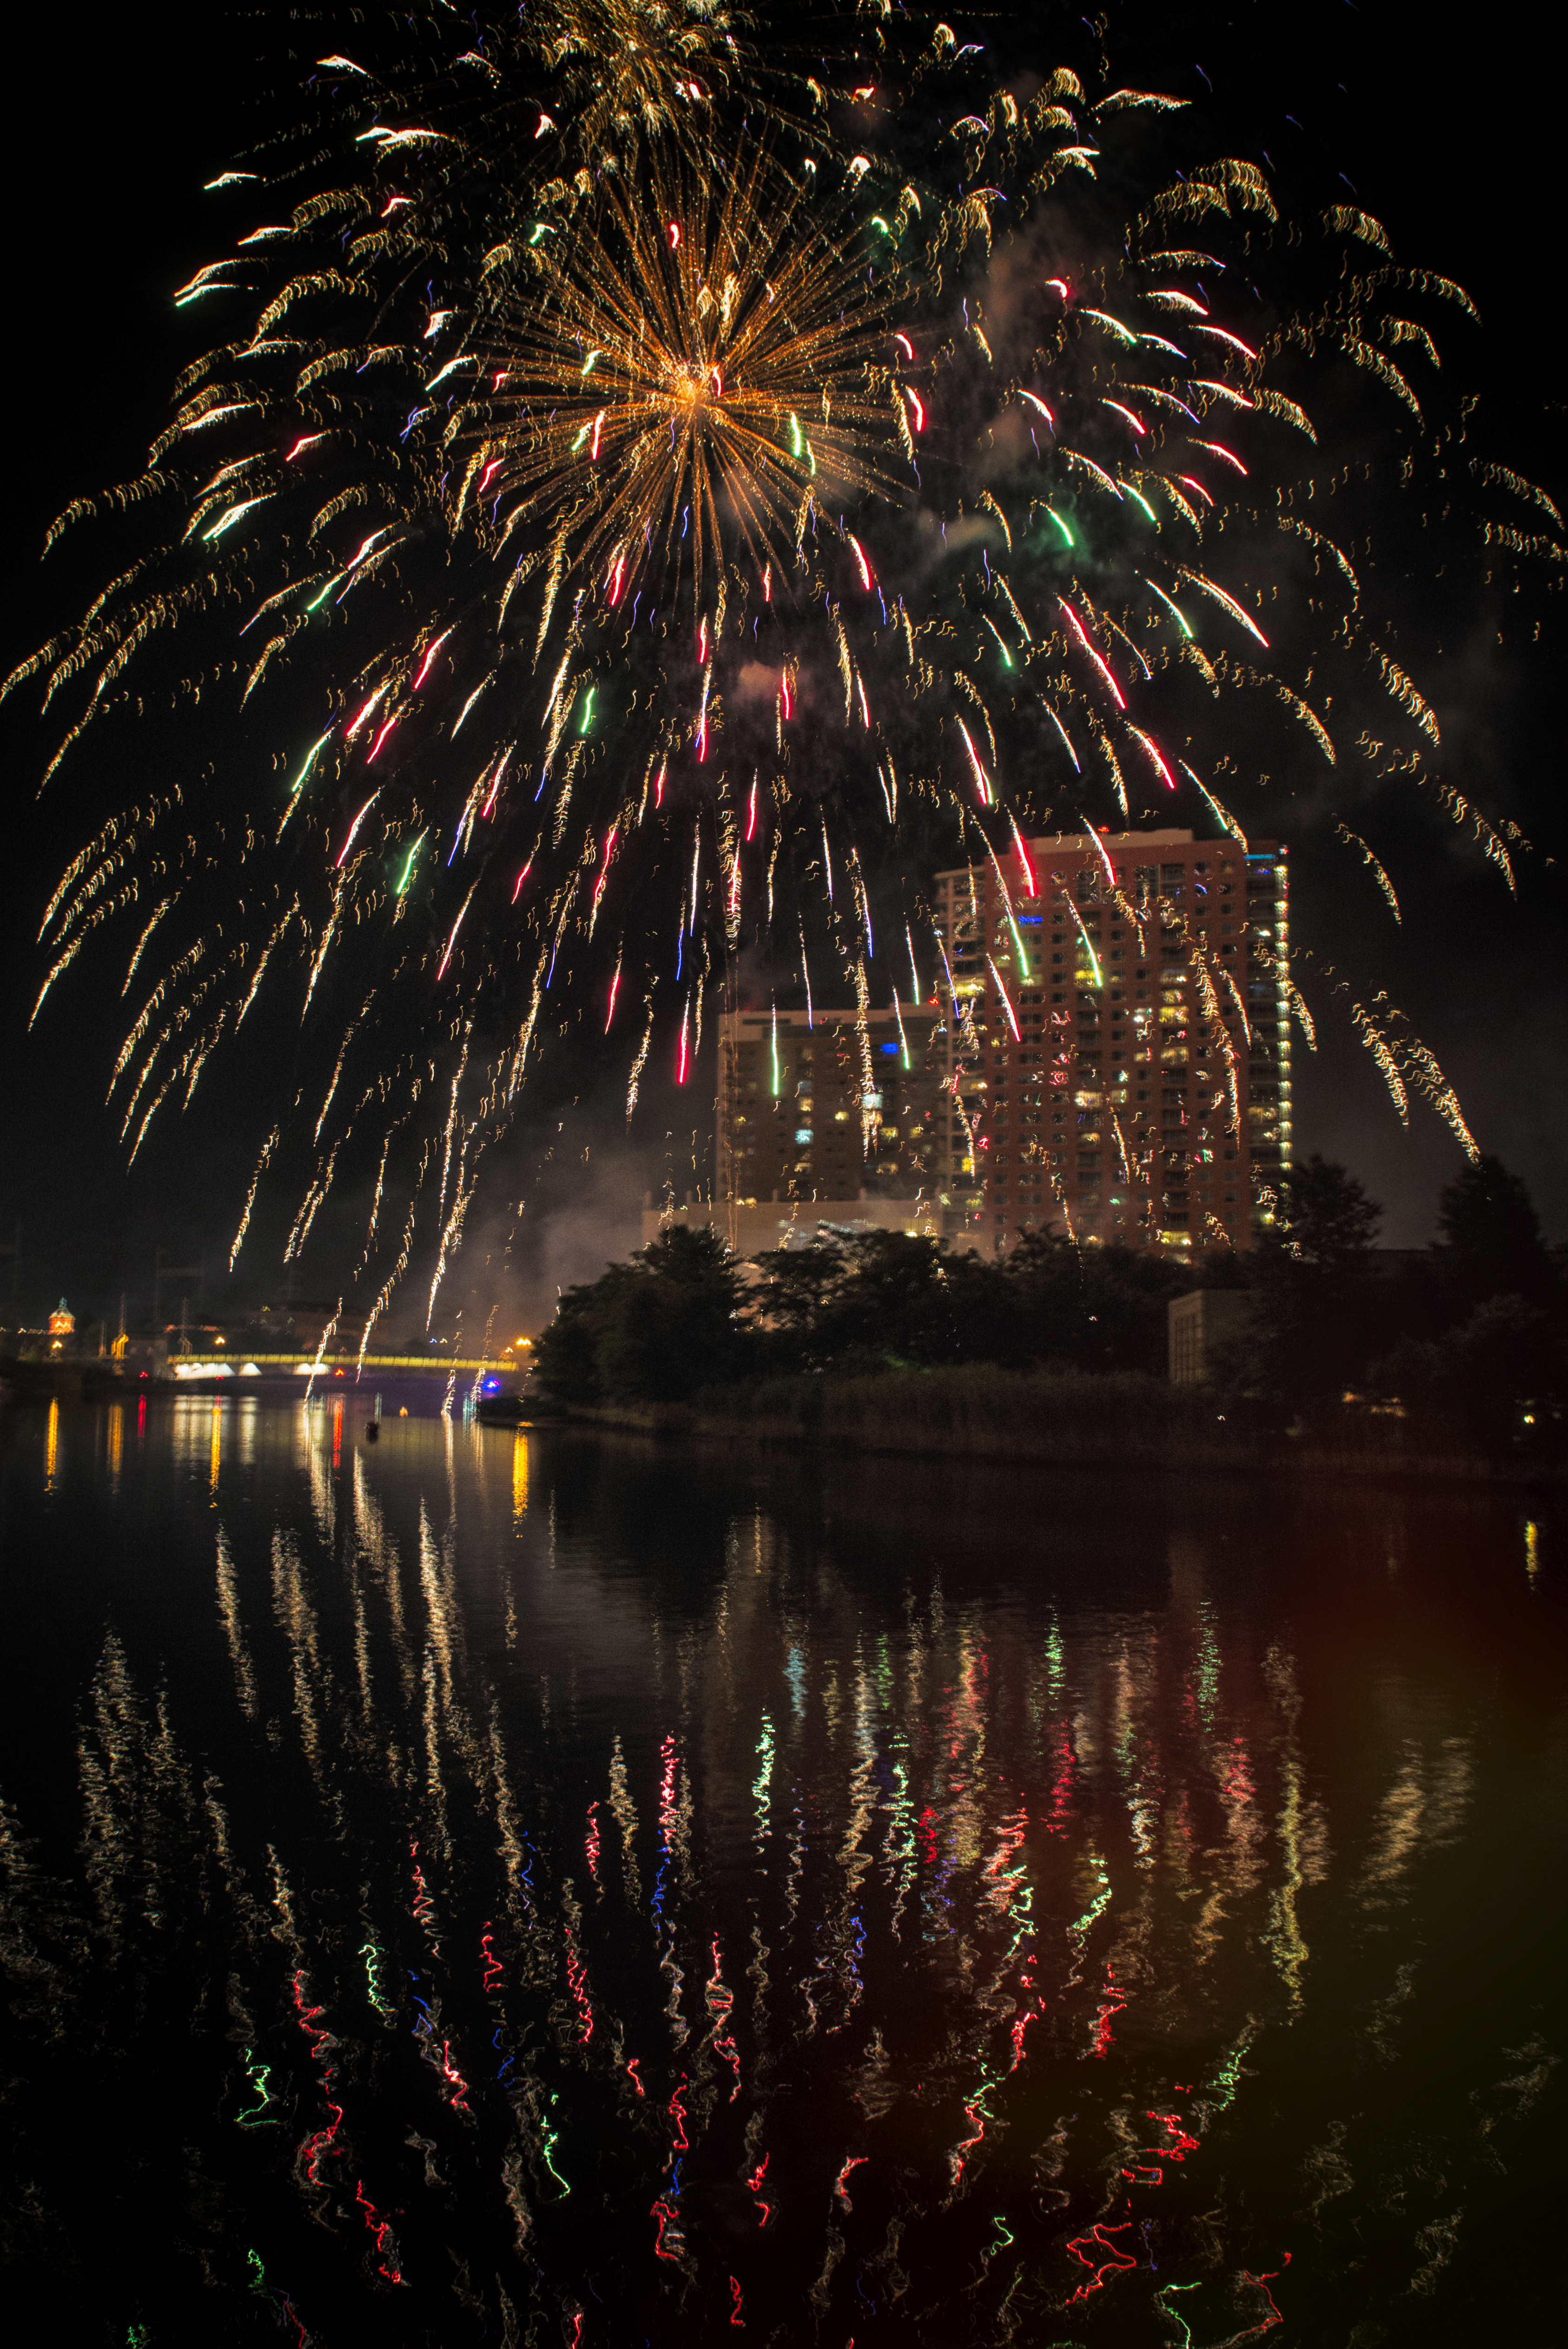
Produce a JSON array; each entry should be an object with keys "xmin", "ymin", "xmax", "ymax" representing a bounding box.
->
[
  {"xmin": 745, "ymin": 1227, "xmax": 1198, "ymax": 1377},
  {"xmin": 1005, "ymin": 1233, "xmax": 1190, "ymax": 1373},
  {"xmin": 1434, "ymin": 1155, "xmax": 1554, "ymax": 1316},
  {"xmin": 1371, "ymin": 1294, "xmax": 1565, "ymax": 1460},
  {"xmin": 746, "ymin": 1240, "xmax": 850, "ymax": 1369},
  {"xmin": 1230, "ymin": 1155, "xmax": 1384, "ymax": 1403},
  {"xmin": 819, "ymin": 1229, "xmax": 991, "ymax": 1366},
  {"xmin": 1273, "ymin": 1153, "xmax": 1382, "ymax": 1270},
  {"xmin": 533, "ymin": 1226, "xmax": 746, "ymax": 1405},
  {"xmin": 749, "ymin": 1230, "xmax": 1001, "ymax": 1371},
  {"xmin": 531, "ymin": 1272, "xmax": 618, "ymax": 1405}
]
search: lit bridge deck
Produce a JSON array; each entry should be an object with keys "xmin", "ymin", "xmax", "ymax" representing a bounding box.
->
[{"xmin": 166, "ymin": 1354, "xmax": 523, "ymax": 1378}]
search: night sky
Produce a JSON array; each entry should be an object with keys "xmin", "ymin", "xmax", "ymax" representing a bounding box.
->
[{"xmin": 2, "ymin": 6, "xmax": 1561, "ymax": 1338}]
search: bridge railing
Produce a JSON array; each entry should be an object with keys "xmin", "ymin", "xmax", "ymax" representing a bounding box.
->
[{"xmin": 166, "ymin": 1353, "xmax": 522, "ymax": 1375}]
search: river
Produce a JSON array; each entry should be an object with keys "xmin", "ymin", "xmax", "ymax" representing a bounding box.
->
[{"xmin": 0, "ymin": 1393, "xmax": 1561, "ymax": 2343}]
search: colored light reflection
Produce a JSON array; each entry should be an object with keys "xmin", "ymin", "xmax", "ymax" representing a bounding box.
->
[{"xmin": 9, "ymin": 1409, "xmax": 1552, "ymax": 2341}]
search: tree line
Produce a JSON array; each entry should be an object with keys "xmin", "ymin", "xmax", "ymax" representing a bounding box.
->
[{"xmin": 533, "ymin": 1155, "xmax": 1563, "ymax": 1459}]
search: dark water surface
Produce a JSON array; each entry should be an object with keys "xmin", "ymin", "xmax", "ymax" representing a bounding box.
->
[{"xmin": 0, "ymin": 1395, "xmax": 1562, "ymax": 2345}]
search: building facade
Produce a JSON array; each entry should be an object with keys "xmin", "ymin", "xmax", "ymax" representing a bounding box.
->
[
  {"xmin": 1169, "ymin": 1287, "xmax": 1255, "ymax": 1384},
  {"xmin": 715, "ymin": 1003, "xmax": 944, "ymax": 1213},
  {"xmin": 931, "ymin": 828, "xmax": 1290, "ymax": 1250}
]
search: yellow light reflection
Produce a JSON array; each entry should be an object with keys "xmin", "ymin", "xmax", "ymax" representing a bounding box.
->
[
  {"xmin": 106, "ymin": 1402, "xmax": 123, "ymax": 1491},
  {"xmin": 45, "ymin": 1397, "xmax": 59, "ymax": 1491},
  {"xmin": 512, "ymin": 1430, "xmax": 529, "ymax": 1520},
  {"xmin": 210, "ymin": 1402, "xmax": 223, "ymax": 1493}
]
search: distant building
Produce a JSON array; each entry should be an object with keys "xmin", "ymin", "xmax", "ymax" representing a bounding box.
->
[
  {"xmin": 697, "ymin": 1002, "xmax": 953, "ymax": 1244},
  {"xmin": 236, "ymin": 1303, "xmax": 363, "ymax": 1354},
  {"xmin": 932, "ymin": 827, "xmax": 1291, "ymax": 1251},
  {"xmin": 47, "ymin": 1299, "xmax": 75, "ymax": 1338},
  {"xmin": 1169, "ymin": 1289, "xmax": 1254, "ymax": 1384}
]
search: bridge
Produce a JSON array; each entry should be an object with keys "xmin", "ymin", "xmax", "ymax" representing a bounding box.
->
[{"xmin": 165, "ymin": 1352, "xmax": 524, "ymax": 1382}]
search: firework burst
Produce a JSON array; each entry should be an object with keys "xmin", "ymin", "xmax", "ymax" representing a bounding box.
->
[
  {"xmin": 470, "ymin": 154, "xmax": 895, "ymax": 614},
  {"xmin": 10, "ymin": 12, "xmax": 1558, "ymax": 1314}
]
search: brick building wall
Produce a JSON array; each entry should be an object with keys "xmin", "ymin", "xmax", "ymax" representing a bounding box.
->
[
  {"xmin": 716, "ymin": 1004, "xmax": 943, "ymax": 1208},
  {"xmin": 931, "ymin": 828, "xmax": 1290, "ymax": 1251}
]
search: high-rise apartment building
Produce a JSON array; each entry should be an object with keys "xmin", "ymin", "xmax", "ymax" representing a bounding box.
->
[
  {"xmin": 716, "ymin": 1002, "xmax": 943, "ymax": 1210},
  {"xmin": 931, "ymin": 828, "xmax": 1291, "ymax": 1249}
]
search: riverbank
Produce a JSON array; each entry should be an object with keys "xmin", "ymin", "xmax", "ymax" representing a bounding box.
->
[
  {"xmin": 0, "ymin": 1355, "xmax": 143, "ymax": 1404},
  {"xmin": 566, "ymin": 1363, "xmax": 1561, "ymax": 1486}
]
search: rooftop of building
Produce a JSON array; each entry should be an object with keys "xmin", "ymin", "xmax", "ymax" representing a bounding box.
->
[{"xmin": 935, "ymin": 829, "xmax": 1285, "ymax": 882}]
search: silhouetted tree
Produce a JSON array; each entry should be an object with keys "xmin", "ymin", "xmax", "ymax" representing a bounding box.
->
[
  {"xmin": 1371, "ymin": 1294, "xmax": 1565, "ymax": 1459},
  {"xmin": 1434, "ymin": 1155, "xmax": 1555, "ymax": 1318},
  {"xmin": 1005, "ymin": 1233, "xmax": 1190, "ymax": 1373},
  {"xmin": 1231, "ymin": 1154, "xmax": 1383, "ymax": 1403},
  {"xmin": 532, "ymin": 1150, "xmax": 1567, "ymax": 1464},
  {"xmin": 534, "ymin": 1226, "xmax": 745, "ymax": 1404},
  {"xmin": 750, "ymin": 1230, "xmax": 1004, "ymax": 1370},
  {"xmin": 546, "ymin": 1223, "xmax": 1244, "ymax": 1398},
  {"xmin": 1274, "ymin": 1152, "xmax": 1382, "ymax": 1270},
  {"xmin": 747, "ymin": 1228, "xmax": 1197, "ymax": 1377},
  {"xmin": 746, "ymin": 1240, "xmax": 849, "ymax": 1365}
]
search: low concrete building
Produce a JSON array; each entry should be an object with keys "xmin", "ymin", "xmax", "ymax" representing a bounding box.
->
[
  {"xmin": 642, "ymin": 1196, "xmax": 945, "ymax": 1258},
  {"xmin": 1169, "ymin": 1288, "xmax": 1253, "ymax": 1385}
]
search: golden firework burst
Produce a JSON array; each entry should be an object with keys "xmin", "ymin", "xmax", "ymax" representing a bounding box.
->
[{"xmin": 467, "ymin": 157, "xmax": 897, "ymax": 612}]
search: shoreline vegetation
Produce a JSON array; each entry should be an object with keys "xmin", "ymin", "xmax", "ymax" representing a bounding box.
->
[
  {"xmin": 563, "ymin": 1367, "xmax": 1561, "ymax": 1486},
  {"xmin": 536, "ymin": 1152, "xmax": 1566, "ymax": 1482}
]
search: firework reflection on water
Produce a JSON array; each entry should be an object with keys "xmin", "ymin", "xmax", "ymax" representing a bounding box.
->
[{"xmin": 0, "ymin": 1400, "xmax": 1561, "ymax": 2342}]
